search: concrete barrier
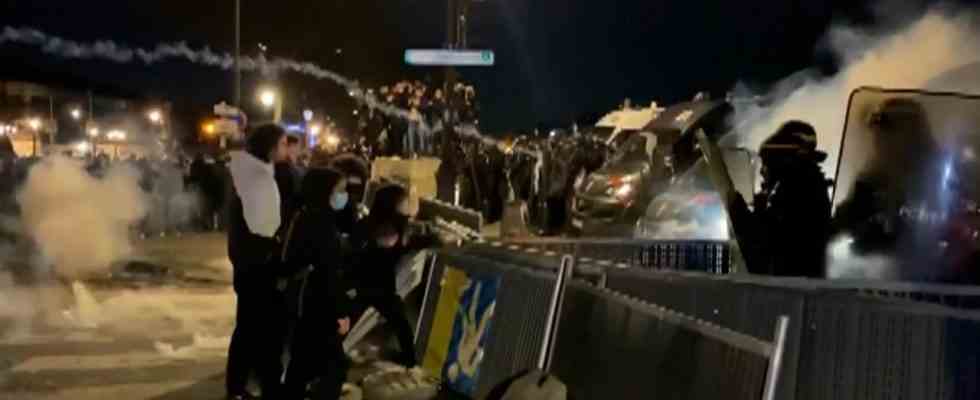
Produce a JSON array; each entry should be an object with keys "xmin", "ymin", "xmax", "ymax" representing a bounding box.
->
[{"xmin": 371, "ymin": 157, "xmax": 441, "ymax": 200}]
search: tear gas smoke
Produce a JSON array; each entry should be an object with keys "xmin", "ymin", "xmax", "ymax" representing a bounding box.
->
[
  {"xmin": 733, "ymin": 9, "xmax": 980, "ymax": 177},
  {"xmin": 825, "ymin": 235, "xmax": 898, "ymax": 280},
  {"xmin": 16, "ymin": 156, "xmax": 147, "ymax": 279}
]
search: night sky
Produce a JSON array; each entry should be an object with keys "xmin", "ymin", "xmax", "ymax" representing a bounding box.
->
[{"xmin": 0, "ymin": 0, "xmax": 956, "ymax": 134}]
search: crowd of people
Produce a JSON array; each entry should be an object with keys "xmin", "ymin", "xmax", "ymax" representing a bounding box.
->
[
  {"xmin": 225, "ymin": 124, "xmax": 436, "ymax": 400},
  {"xmin": 356, "ymin": 80, "xmax": 479, "ymax": 158}
]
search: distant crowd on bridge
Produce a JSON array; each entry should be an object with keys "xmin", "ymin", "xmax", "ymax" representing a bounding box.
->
[{"xmin": 355, "ymin": 80, "xmax": 478, "ymax": 159}]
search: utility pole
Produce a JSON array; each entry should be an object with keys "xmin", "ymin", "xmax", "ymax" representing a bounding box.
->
[{"xmin": 234, "ymin": 0, "xmax": 242, "ymax": 108}]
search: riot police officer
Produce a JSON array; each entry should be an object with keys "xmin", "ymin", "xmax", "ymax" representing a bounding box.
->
[{"xmin": 730, "ymin": 120, "xmax": 832, "ymax": 278}]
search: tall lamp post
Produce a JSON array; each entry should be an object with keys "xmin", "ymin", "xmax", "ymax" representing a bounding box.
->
[{"xmin": 234, "ymin": 0, "xmax": 242, "ymax": 108}]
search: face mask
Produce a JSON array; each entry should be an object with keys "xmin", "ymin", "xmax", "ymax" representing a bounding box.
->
[{"xmin": 330, "ymin": 192, "xmax": 349, "ymax": 211}]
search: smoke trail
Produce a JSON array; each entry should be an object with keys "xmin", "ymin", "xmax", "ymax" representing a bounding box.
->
[
  {"xmin": 0, "ymin": 26, "xmax": 437, "ymax": 133},
  {"xmin": 733, "ymin": 8, "xmax": 980, "ymax": 177}
]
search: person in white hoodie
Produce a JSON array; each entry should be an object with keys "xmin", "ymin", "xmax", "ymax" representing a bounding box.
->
[{"xmin": 225, "ymin": 124, "xmax": 289, "ymax": 400}]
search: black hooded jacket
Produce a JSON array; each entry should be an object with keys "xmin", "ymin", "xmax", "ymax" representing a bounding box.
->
[{"xmin": 281, "ymin": 206, "xmax": 351, "ymax": 324}]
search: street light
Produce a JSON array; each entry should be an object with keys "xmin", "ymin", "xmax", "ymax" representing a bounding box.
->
[
  {"xmin": 202, "ymin": 122, "xmax": 217, "ymax": 137},
  {"xmin": 28, "ymin": 118, "xmax": 41, "ymax": 131},
  {"xmin": 259, "ymin": 89, "xmax": 277, "ymax": 108},
  {"xmin": 88, "ymin": 127, "xmax": 100, "ymax": 137},
  {"xmin": 70, "ymin": 108, "xmax": 82, "ymax": 120},
  {"xmin": 147, "ymin": 109, "xmax": 163, "ymax": 124},
  {"xmin": 257, "ymin": 88, "xmax": 282, "ymax": 123},
  {"xmin": 309, "ymin": 124, "xmax": 322, "ymax": 136}
]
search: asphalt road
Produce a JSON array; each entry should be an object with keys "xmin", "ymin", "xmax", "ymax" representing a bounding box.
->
[
  {"xmin": 0, "ymin": 232, "xmax": 424, "ymax": 400},
  {"xmin": 1, "ymin": 233, "xmax": 235, "ymax": 400}
]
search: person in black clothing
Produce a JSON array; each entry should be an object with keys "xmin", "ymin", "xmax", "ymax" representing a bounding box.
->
[
  {"xmin": 280, "ymin": 168, "xmax": 353, "ymax": 400},
  {"xmin": 353, "ymin": 220, "xmax": 418, "ymax": 367},
  {"xmin": 328, "ymin": 154, "xmax": 371, "ymax": 236},
  {"xmin": 352, "ymin": 184, "xmax": 437, "ymax": 367},
  {"xmin": 275, "ymin": 135, "xmax": 304, "ymax": 221},
  {"xmin": 226, "ymin": 124, "xmax": 290, "ymax": 400},
  {"xmin": 729, "ymin": 120, "xmax": 832, "ymax": 278}
]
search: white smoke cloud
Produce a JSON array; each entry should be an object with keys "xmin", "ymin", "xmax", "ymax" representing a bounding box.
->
[
  {"xmin": 734, "ymin": 9, "xmax": 980, "ymax": 176},
  {"xmin": 16, "ymin": 156, "xmax": 148, "ymax": 279}
]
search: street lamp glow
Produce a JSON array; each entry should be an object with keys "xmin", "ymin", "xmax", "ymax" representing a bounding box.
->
[
  {"xmin": 28, "ymin": 118, "xmax": 41, "ymax": 130},
  {"xmin": 310, "ymin": 124, "xmax": 322, "ymax": 136},
  {"xmin": 88, "ymin": 127, "xmax": 100, "ymax": 137},
  {"xmin": 259, "ymin": 89, "xmax": 277, "ymax": 108},
  {"xmin": 147, "ymin": 109, "xmax": 163, "ymax": 124},
  {"xmin": 74, "ymin": 142, "xmax": 91, "ymax": 153},
  {"xmin": 325, "ymin": 134, "xmax": 340, "ymax": 146},
  {"xmin": 70, "ymin": 108, "xmax": 82, "ymax": 120}
]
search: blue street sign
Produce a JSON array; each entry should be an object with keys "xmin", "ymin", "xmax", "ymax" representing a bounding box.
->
[{"xmin": 405, "ymin": 49, "xmax": 495, "ymax": 66}]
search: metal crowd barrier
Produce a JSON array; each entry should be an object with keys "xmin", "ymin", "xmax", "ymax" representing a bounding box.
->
[
  {"xmin": 414, "ymin": 243, "xmax": 787, "ymax": 399},
  {"xmin": 343, "ymin": 250, "xmax": 432, "ymax": 353},
  {"xmin": 368, "ymin": 177, "xmax": 484, "ymax": 234},
  {"xmin": 504, "ymin": 237, "xmax": 733, "ymax": 273},
  {"xmin": 592, "ymin": 265, "xmax": 980, "ymax": 400},
  {"xmin": 418, "ymin": 197, "xmax": 483, "ymax": 234},
  {"xmin": 415, "ymin": 247, "xmax": 564, "ymax": 398},
  {"xmin": 416, "ymin": 240, "xmax": 980, "ymax": 399},
  {"xmin": 795, "ymin": 293, "xmax": 980, "ymax": 400},
  {"xmin": 550, "ymin": 279, "xmax": 788, "ymax": 400}
]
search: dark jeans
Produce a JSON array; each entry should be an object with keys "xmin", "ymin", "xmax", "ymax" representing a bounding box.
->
[
  {"xmin": 364, "ymin": 294, "xmax": 417, "ymax": 366},
  {"xmin": 226, "ymin": 273, "xmax": 286, "ymax": 397},
  {"xmin": 283, "ymin": 328, "xmax": 349, "ymax": 400}
]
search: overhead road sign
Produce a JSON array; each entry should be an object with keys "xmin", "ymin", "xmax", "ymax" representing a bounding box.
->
[{"xmin": 405, "ymin": 49, "xmax": 495, "ymax": 66}]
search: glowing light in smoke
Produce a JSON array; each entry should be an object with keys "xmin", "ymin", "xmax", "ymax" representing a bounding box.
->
[
  {"xmin": 326, "ymin": 134, "xmax": 340, "ymax": 146},
  {"xmin": 28, "ymin": 118, "xmax": 41, "ymax": 130},
  {"xmin": 309, "ymin": 124, "xmax": 322, "ymax": 136},
  {"xmin": 88, "ymin": 127, "xmax": 100, "ymax": 137},
  {"xmin": 70, "ymin": 108, "xmax": 82, "ymax": 120}
]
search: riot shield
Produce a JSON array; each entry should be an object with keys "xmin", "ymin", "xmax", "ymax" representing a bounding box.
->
[
  {"xmin": 635, "ymin": 142, "xmax": 755, "ymax": 241},
  {"xmin": 830, "ymin": 87, "xmax": 980, "ymax": 282}
]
